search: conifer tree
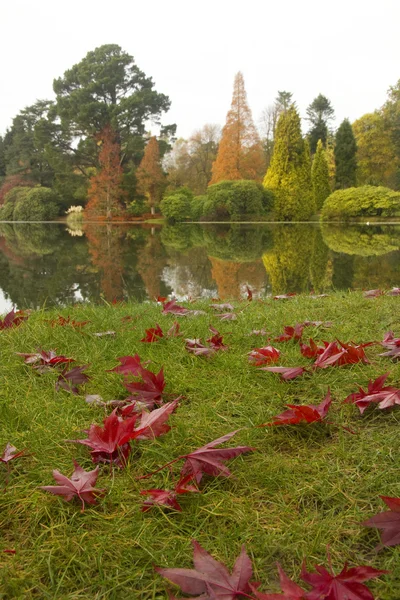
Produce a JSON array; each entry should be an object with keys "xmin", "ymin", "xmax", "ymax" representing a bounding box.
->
[
  {"xmin": 136, "ymin": 136, "xmax": 165, "ymax": 215},
  {"xmin": 306, "ymin": 94, "xmax": 335, "ymax": 153},
  {"xmin": 210, "ymin": 72, "xmax": 265, "ymax": 184},
  {"xmin": 312, "ymin": 139, "xmax": 331, "ymax": 210},
  {"xmin": 85, "ymin": 125, "xmax": 125, "ymax": 220},
  {"xmin": 334, "ymin": 119, "xmax": 357, "ymax": 189},
  {"xmin": 263, "ymin": 106, "xmax": 315, "ymax": 220}
]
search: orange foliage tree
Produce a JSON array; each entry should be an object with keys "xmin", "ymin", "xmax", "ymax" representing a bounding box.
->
[
  {"xmin": 85, "ymin": 125, "xmax": 125, "ymax": 220},
  {"xmin": 210, "ymin": 72, "xmax": 265, "ymax": 184},
  {"xmin": 84, "ymin": 223, "xmax": 125, "ymax": 302},
  {"xmin": 136, "ymin": 136, "xmax": 165, "ymax": 215}
]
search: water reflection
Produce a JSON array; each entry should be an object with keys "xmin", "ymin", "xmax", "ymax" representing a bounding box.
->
[{"xmin": 0, "ymin": 222, "xmax": 399, "ymax": 309}]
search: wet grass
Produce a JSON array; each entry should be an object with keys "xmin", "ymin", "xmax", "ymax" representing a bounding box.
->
[{"xmin": 0, "ymin": 292, "xmax": 399, "ymax": 599}]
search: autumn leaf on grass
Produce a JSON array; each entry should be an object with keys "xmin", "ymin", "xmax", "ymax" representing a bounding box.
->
[
  {"xmin": 155, "ymin": 539, "xmax": 254, "ymax": 599},
  {"xmin": 107, "ymin": 354, "xmax": 149, "ymax": 376},
  {"xmin": 274, "ymin": 324, "xmax": 304, "ymax": 343},
  {"xmin": 379, "ymin": 330, "xmax": 400, "ymax": 360},
  {"xmin": 40, "ymin": 460, "xmax": 105, "ymax": 512},
  {"xmin": 300, "ymin": 339, "xmax": 329, "ymax": 359},
  {"xmin": 246, "ymin": 286, "xmax": 253, "ymax": 301},
  {"xmin": 123, "ymin": 366, "xmax": 166, "ymax": 405},
  {"xmin": 262, "ymin": 390, "xmax": 332, "ymax": 427},
  {"xmin": 210, "ymin": 303, "xmax": 234, "ymax": 312},
  {"xmin": 132, "ymin": 398, "xmax": 179, "ymax": 440},
  {"xmin": 273, "ymin": 293, "xmax": 296, "ymax": 300},
  {"xmin": 17, "ymin": 349, "xmax": 75, "ymax": 373},
  {"xmin": 141, "ymin": 324, "xmax": 163, "ymax": 342},
  {"xmin": 362, "ymin": 496, "xmax": 400, "ymax": 550},
  {"xmin": 363, "ymin": 289, "xmax": 384, "ymax": 298},
  {"xmin": 167, "ymin": 321, "xmax": 181, "ymax": 337},
  {"xmin": 250, "ymin": 563, "xmax": 305, "ymax": 599},
  {"xmin": 162, "ymin": 300, "xmax": 191, "ymax": 316},
  {"xmin": 185, "ymin": 339, "xmax": 216, "ymax": 357},
  {"xmin": 0, "ymin": 309, "xmax": 28, "ymax": 330},
  {"xmin": 56, "ymin": 365, "xmax": 90, "ymax": 395},
  {"xmin": 215, "ymin": 312, "xmax": 237, "ymax": 321},
  {"xmin": 141, "ymin": 474, "xmax": 198, "ymax": 512},
  {"xmin": 260, "ymin": 366, "xmax": 308, "ymax": 381},
  {"xmin": 1, "ymin": 443, "xmax": 26, "ymax": 464},
  {"xmin": 300, "ymin": 556, "xmax": 388, "ymax": 599},
  {"xmin": 248, "ymin": 346, "xmax": 280, "ymax": 366},
  {"xmin": 387, "ymin": 287, "xmax": 400, "ymax": 296},
  {"xmin": 313, "ymin": 340, "xmax": 371, "ymax": 369},
  {"xmin": 207, "ymin": 326, "xmax": 227, "ymax": 350},
  {"xmin": 49, "ymin": 315, "xmax": 89, "ymax": 328},
  {"xmin": 343, "ymin": 373, "xmax": 400, "ymax": 413}
]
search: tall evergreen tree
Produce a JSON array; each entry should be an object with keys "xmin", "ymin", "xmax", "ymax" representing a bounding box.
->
[
  {"xmin": 210, "ymin": 72, "xmax": 265, "ymax": 184},
  {"xmin": 306, "ymin": 94, "xmax": 335, "ymax": 153},
  {"xmin": 263, "ymin": 105, "xmax": 315, "ymax": 220},
  {"xmin": 334, "ymin": 119, "xmax": 357, "ymax": 189},
  {"xmin": 311, "ymin": 139, "xmax": 331, "ymax": 210},
  {"xmin": 136, "ymin": 136, "xmax": 165, "ymax": 215}
]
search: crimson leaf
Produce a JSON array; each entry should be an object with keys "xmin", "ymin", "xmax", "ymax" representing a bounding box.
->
[{"xmin": 40, "ymin": 460, "xmax": 105, "ymax": 511}]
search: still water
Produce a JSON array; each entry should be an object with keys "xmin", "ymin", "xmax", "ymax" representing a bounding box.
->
[{"xmin": 0, "ymin": 222, "xmax": 399, "ymax": 311}]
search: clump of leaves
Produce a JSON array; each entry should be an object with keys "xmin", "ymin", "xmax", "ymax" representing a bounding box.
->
[
  {"xmin": 261, "ymin": 390, "xmax": 332, "ymax": 428},
  {"xmin": 17, "ymin": 349, "xmax": 75, "ymax": 373},
  {"xmin": 56, "ymin": 365, "xmax": 90, "ymax": 394},
  {"xmin": 343, "ymin": 373, "xmax": 400, "ymax": 413},
  {"xmin": 0, "ymin": 309, "xmax": 28, "ymax": 330},
  {"xmin": 313, "ymin": 340, "xmax": 372, "ymax": 369},
  {"xmin": 141, "ymin": 324, "xmax": 164, "ymax": 342},
  {"xmin": 379, "ymin": 331, "xmax": 400, "ymax": 360},
  {"xmin": 274, "ymin": 324, "xmax": 304, "ymax": 343},
  {"xmin": 140, "ymin": 474, "xmax": 199, "ymax": 512},
  {"xmin": 248, "ymin": 346, "xmax": 280, "ymax": 366},
  {"xmin": 185, "ymin": 327, "xmax": 227, "ymax": 357},
  {"xmin": 40, "ymin": 460, "xmax": 106, "ymax": 512},
  {"xmin": 48, "ymin": 315, "xmax": 89, "ymax": 328}
]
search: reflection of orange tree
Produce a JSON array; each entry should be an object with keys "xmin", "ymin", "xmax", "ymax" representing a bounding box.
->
[
  {"xmin": 209, "ymin": 256, "xmax": 266, "ymax": 300},
  {"xmin": 84, "ymin": 223, "xmax": 125, "ymax": 302},
  {"xmin": 262, "ymin": 225, "xmax": 314, "ymax": 294},
  {"xmin": 136, "ymin": 233, "xmax": 168, "ymax": 300}
]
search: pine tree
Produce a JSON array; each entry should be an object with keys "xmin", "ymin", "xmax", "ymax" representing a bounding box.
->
[
  {"xmin": 334, "ymin": 119, "xmax": 357, "ymax": 189},
  {"xmin": 306, "ymin": 94, "xmax": 335, "ymax": 153},
  {"xmin": 85, "ymin": 125, "xmax": 125, "ymax": 220},
  {"xmin": 312, "ymin": 139, "xmax": 331, "ymax": 210},
  {"xmin": 263, "ymin": 106, "xmax": 315, "ymax": 220},
  {"xmin": 136, "ymin": 136, "xmax": 165, "ymax": 215},
  {"xmin": 210, "ymin": 72, "xmax": 265, "ymax": 184}
]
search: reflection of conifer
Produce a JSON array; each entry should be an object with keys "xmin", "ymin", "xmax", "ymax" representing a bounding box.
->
[
  {"xmin": 310, "ymin": 228, "xmax": 329, "ymax": 292},
  {"xmin": 209, "ymin": 256, "xmax": 266, "ymax": 300},
  {"xmin": 136, "ymin": 233, "xmax": 168, "ymax": 300},
  {"xmin": 312, "ymin": 140, "xmax": 331, "ymax": 210},
  {"xmin": 210, "ymin": 72, "xmax": 265, "ymax": 184},
  {"xmin": 84, "ymin": 223, "xmax": 125, "ymax": 301}
]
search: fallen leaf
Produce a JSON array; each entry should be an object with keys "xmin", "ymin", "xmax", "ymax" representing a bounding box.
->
[
  {"xmin": 107, "ymin": 354, "xmax": 148, "ymax": 376},
  {"xmin": 313, "ymin": 341, "xmax": 371, "ymax": 369},
  {"xmin": 49, "ymin": 315, "xmax": 89, "ymax": 328},
  {"xmin": 387, "ymin": 287, "xmax": 400, "ymax": 296},
  {"xmin": 40, "ymin": 460, "xmax": 105, "ymax": 511},
  {"xmin": 56, "ymin": 365, "xmax": 90, "ymax": 395},
  {"xmin": 141, "ymin": 324, "xmax": 164, "ymax": 342},
  {"xmin": 0, "ymin": 309, "xmax": 28, "ymax": 330},
  {"xmin": 343, "ymin": 373, "xmax": 400, "ymax": 413},
  {"xmin": 167, "ymin": 322, "xmax": 181, "ymax": 337},
  {"xmin": 250, "ymin": 563, "xmax": 305, "ymax": 599},
  {"xmin": 274, "ymin": 324, "xmax": 304, "ymax": 343},
  {"xmin": 262, "ymin": 390, "xmax": 332, "ymax": 427},
  {"xmin": 210, "ymin": 303, "xmax": 234, "ymax": 312},
  {"xmin": 1, "ymin": 443, "xmax": 26, "ymax": 463},
  {"xmin": 363, "ymin": 289, "xmax": 384, "ymax": 298},
  {"xmin": 260, "ymin": 366, "xmax": 308, "ymax": 381},
  {"xmin": 17, "ymin": 349, "xmax": 75, "ymax": 373},
  {"xmin": 248, "ymin": 346, "xmax": 280, "ymax": 366},
  {"xmin": 246, "ymin": 286, "xmax": 253, "ymax": 301},
  {"xmin": 273, "ymin": 294, "xmax": 296, "ymax": 300},
  {"xmin": 123, "ymin": 365, "xmax": 166, "ymax": 405},
  {"xmin": 162, "ymin": 299, "xmax": 191, "ymax": 316},
  {"xmin": 300, "ymin": 339, "xmax": 329, "ymax": 359},
  {"xmin": 132, "ymin": 399, "xmax": 179, "ymax": 441},
  {"xmin": 141, "ymin": 474, "xmax": 198, "ymax": 512},
  {"xmin": 155, "ymin": 539, "xmax": 254, "ymax": 599},
  {"xmin": 215, "ymin": 312, "xmax": 237, "ymax": 321},
  {"xmin": 362, "ymin": 496, "xmax": 400, "ymax": 550}
]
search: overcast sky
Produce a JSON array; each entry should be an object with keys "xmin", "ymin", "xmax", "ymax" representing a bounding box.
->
[{"xmin": 2, "ymin": 0, "xmax": 400, "ymax": 139}]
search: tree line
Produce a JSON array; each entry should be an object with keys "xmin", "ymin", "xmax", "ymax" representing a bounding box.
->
[{"xmin": 0, "ymin": 44, "xmax": 400, "ymax": 221}]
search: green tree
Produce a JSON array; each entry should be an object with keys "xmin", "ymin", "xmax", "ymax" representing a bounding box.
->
[
  {"xmin": 312, "ymin": 139, "xmax": 331, "ymax": 210},
  {"xmin": 306, "ymin": 94, "xmax": 335, "ymax": 153},
  {"xmin": 334, "ymin": 119, "xmax": 357, "ymax": 189},
  {"xmin": 53, "ymin": 44, "xmax": 175, "ymax": 170},
  {"xmin": 264, "ymin": 106, "xmax": 315, "ymax": 220},
  {"xmin": 275, "ymin": 91, "xmax": 293, "ymax": 112},
  {"xmin": 0, "ymin": 136, "xmax": 5, "ymax": 177}
]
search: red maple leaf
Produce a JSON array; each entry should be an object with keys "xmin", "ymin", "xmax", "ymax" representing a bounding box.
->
[
  {"xmin": 300, "ymin": 339, "xmax": 329, "ymax": 359},
  {"xmin": 379, "ymin": 330, "xmax": 400, "ymax": 360},
  {"xmin": 1, "ymin": 442, "xmax": 25, "ymax": 463},
  {"xmin": 185, "ymin": 339, "xmax": 216, "ymax": 357},
  {"xmin": 123, "ymin": 365, "xmax": 166, "ymax": 404},
  {"xmin": 362, "ymin": 496, "xmax": 400, "ymax": 550},
  {"xmin": 40, "ymin": 460, "xmax": 105, "ymax": 511},
  {"xmin": 246, "ymin": 286, "xmax": 253, "ymax": 301},
  {"xmin": 107, "ymin": 354, "xmax": 148, "ymax": 376},
  {"xmin": 141, "ymin": 324, "xmax": 164, "ymax": 342},
  {"xmin": 155, "ymin": 539, "xmax": 254, "ymax": 599},
  {"xmin": 248, "ymin": 346, "xmax": 280, "ymax": 366},
  {"xmin": 343, "ymin": 373, "xmax": 400, "ymax": 413},
  {"xmin": 55, "ymin": 365, "xmax": 90, "ymax": 394},
  {"xmin": 141, "ymin": 474, "xmax": 198, "ymax": 512},
  {"xmin": 313, "ymin": 341, "xmax": 371, "ymax": 369},
  {"xmin": 264, "ymin": 390, "xmax": 332, "ymax": 427},
  {"xmin": 206, "ymin": 326, "xmax": 227, "ymax": 350},
  {"xmin": 49, "ymin": 315, "xmax": 89, "ymax": 328},
  {"xmin": 300, "ymin": 556, "xmax": 388, "ymax": 599},
  {"xmin": 274, "ymin": 324, "xmax": 304, "ymax": 343},
  {"xmin": 162, "ymin": 299, "xmax": 191, "ymax": 316},
  {"xmin": 17, "ymin": 349, "xmax": 75, "ymax": 372},
  {"xmin": 167, "ymin": 322, "xmax": 181, "ymax": 337},
  {"xmin": 132, "ymin": 399, "xmax": 179, "ymax": 441},
  {"xmin": 0, "ymin": 309, "xmax": 28, "ymax": 330},
  {"xmin": 250, "ymin": 563, "xmax": 305, "ymax": 599},
  {"xmin": 260, "ymin": 366, "xmax": 308, "ymax": 381}
]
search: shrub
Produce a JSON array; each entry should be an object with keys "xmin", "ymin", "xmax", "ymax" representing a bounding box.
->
[
  {"xmin": 13, "ymin": 187, "xmax": 61, "ymax": 221},
  {"xmin": 321, "ymin": 185, "xmax": 400, "ymax": 221},
  {"xmin": 204, "ymin": 180, "xmax": 266, "ymax": 220},
  {"xmin": 191, "ymin": 195, "xmax": 207, "ymax": 221},
  {"xmin": 321, "ymin": 224, "xmax": 400, "ymax": 256},
  {"xmin": 0, "ymin": 187, "xmax": 31, "ymax": 220},
  {"xmin": 160, "ymin": 188, "xmax": 193, "ymax": 222}
]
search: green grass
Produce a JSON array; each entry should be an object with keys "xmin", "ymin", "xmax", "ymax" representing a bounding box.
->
[{"xmin": 0, "ymin": 292, "xmax": 399, "ymax": 599}]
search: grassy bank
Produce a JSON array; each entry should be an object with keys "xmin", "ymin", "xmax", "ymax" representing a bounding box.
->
[{"xmin": 1, "ymin": 292, "xmax": 400, "ymax": 599}]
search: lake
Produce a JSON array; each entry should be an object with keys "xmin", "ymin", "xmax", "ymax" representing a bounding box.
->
[{"xmin": 0, "ymin": 221, "xmax": 399, "ymax": 311}]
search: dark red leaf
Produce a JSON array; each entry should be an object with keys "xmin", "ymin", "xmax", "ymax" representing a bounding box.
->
[
  {"xmin": 132, "ymin": 398, "xmax": 179, "ymax": 441},
  {"xmin": 246, "ymin": 286, "xmax": 253, "ymax": 301},
  {"xmin": 3, "ymin": 549, "xmax": 16, "ymax": 554},
  {"xmin": 260, "ymin": 366, "xmax": 308, "ymax": 381},
  {"xmin": 313, "ymin": 340, "xmax": 370, "ymax": 369},
  {"xmin": 0, "ymin": 309, "xmax": 28, "ymax": 330},
  {"xmin": 107, "ymin": 354, "xmax": 148, "ymax": 376},
  {"xmin": 155, "ymin": 539, "xmax": 254, "ymax": 599},
  {"xmin": 363, "ymin": 289, "xmax": 384, "ymax": 298},
  {"xmin": 162, "ymin": 299, "xmax": 191, "ymax": 316},
  {"xmin": 206, "ymin": 327, "xmax": 227, "ymax": 351},
  {"xmin": 248, "ymin": 346, "xmax": 280, "ymax": 366},
  {"xmin": 0, "ymin": 442, "xmax": 25, "ymax": 463},
  {"xmin": 274, "ymin": 324, "xmax": 304, "ymax": 343},
  {"xmin": 300, "ymin": 339, "xmax": 329, "ymax": 359},
  {"xmin": 343, "ymin": 373, "xmax": 400, "ymax": 413},
  {"xmin": 40, "ymin": 460, "xmax": 105, "ymax": 511},
  {"xmin": 140, "ymin": 474, "xmax": 198, "ymax": 512},
  {"xmin": 17, "ymin": 349, "xmax": 75, "ymax": 372},
  {"xmin": 141, "ymin": 324, "xmax": 164, "ymax": 342},
  {"xmin": 250, "ymin": 563, "xmax": 306, "ymax": 599},
  {"xmin": 123, "ymin": 366, "xmax": 166, "ymax": 404},
  {"xmin": 56, "ymin": 365, "xmax": 90, "ymax": 395},
  {"xmin": 300, "ymin": 556, "xmax": 388, "ymax": 599},
  {"xmin": 264, "ymin": 390, "xmax": 332, "ymax": 427},
  {"xmin": 362, "ymin": 496, "xmax": 400, "ymax": 550},
  {"xmin": 49, "ymin": 315, "xmax": 89, "ymax": 328}
]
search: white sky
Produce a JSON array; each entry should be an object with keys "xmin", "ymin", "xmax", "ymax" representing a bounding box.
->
[{"xmin": 1, "ymin": 0, "xmax": 400, "ymax": 139}]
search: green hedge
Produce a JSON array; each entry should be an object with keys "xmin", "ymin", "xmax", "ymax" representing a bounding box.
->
[
  {"xmin": 321, "ymin": 185, "xmax": 400, "ymax": 221},
  {"xmin": 160, "ymin": 187, "xmax": 193, "ymax": 222},
  {"xmin": 0, "ymin": 187, "xmax": 31, "ymax": 220},
  {"xmin": 203, "ymin": 180, "xmax": 272, "ymax": 220},
  {"xmin": 0, "ymin": 186, "xmax": 61, "ymax": 221}
]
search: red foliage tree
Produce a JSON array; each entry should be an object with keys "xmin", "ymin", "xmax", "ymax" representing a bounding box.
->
[
  {"xmin": 136, "ymin": 136, "xmax": 165, "ymax": 215},
  {"xmin": 85, "ymin": 126, "xmax": 125, "ymax": 220}
]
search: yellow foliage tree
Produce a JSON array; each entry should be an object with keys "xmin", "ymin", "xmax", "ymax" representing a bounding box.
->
[{"xmin": 210, "ymin": 72, "xmax": 265, "ymax": 184}]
